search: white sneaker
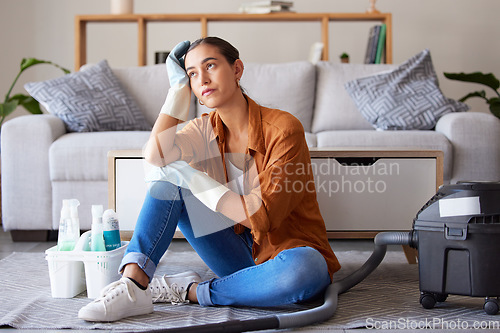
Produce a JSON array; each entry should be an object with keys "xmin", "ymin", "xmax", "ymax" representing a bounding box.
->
[
  {"xmin": 78, "ymin": 277, "xmax": 153, "ymax": 322},
  {"xmin": 150, "ymin": 271, "xmax": 202, "ymax": 304}
]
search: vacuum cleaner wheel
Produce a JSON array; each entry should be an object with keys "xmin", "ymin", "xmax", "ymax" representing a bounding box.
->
[
  {"xmin": 484, "ymin": 297, "xmax": 500, "ymax": 315},
  {"xmin": 419, "ymin": 292, "xmax": 447, "ymax": 309},
  {"xmin": 419, "ymin": 293, "xmax": 436, "ymax": 309},
  {"xmin": 421, "ymin": 292, "xmax": 499, "ymax": 315}
]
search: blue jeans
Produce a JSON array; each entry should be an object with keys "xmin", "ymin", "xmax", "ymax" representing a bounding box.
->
[{"xmin": 119, "ymin": 181, "xmax": 331, "ymax": 307}]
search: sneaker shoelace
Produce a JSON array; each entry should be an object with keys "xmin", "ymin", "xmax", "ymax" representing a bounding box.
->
[
  {"xmin": 89, "ymin": 278, "xmax": 137, "ymax": 313},
  {"xmin": 150, "ymin": 278, "xmax": 189, "ymax": 305}
]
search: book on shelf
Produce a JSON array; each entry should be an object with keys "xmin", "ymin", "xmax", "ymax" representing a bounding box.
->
[
  {"xmin": 374, "ymin": 24, "xmax": 386, "ymax": 64},
  {"xmin": 241, "ymin": 0, "xmax": 294, "ymax": 7},
  {"xmin": 364, "ymin": 24, "xmax": 386, "ymax": 64},
  {"xmin": 239, "ymin": 1, "xmax": 294, "ymax": 14},
  {"xmin": 364, "ymin": 25, "xmax": 380, "ymax": 64}
]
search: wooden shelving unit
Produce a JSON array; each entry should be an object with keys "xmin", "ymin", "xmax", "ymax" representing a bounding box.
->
[{"xmin": 74, "ymin": 12, "xmax": 392, "ymax": 71}]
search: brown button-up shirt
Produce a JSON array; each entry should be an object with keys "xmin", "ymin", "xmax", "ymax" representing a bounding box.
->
[{"xmin": 174, "ymin": 95, "xmax": 340, "ymax": 279}]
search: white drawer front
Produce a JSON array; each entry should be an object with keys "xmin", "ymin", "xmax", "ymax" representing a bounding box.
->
[
  {"xmin": 115, "ymin": 158, "xmax": 148, "ymax": 231},
  {"xmin": 312, "ymin": 158, "xmax": 436, "ymax": 231},
  {"xmin": 113, "ymin": 157, "xmax": 437, "ymax": 233}
]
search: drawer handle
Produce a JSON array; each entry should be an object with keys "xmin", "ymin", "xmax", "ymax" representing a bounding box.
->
[{"xmin": 335, "ymin": 157, "xmax": 380, "ymax": 166}]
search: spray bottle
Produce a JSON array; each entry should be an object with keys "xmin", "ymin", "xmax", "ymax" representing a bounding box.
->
[
  {"xmin": 90, "ymin": 205, "xmax": 106, "ymax": 252},
  {"xmin": 57, "ymin": 199, "xmax": 80, "ymax": 251},
  {"xmin": 102, "ymin": 209, "xmax": 121, "ymax": 251}
]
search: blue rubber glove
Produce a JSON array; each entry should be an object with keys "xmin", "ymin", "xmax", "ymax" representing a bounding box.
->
[{"xmin": 160, "ymin": 40, "xmax": 191, "ymax": 121}]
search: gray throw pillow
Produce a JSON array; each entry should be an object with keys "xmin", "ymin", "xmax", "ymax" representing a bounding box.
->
[
  {"xmin": 24, "ymin": 60, "xmax": 152, "ymax": 132},
  {"xmin": 344, "ymin": 49, "xmax": 469, "ymax": 130}
]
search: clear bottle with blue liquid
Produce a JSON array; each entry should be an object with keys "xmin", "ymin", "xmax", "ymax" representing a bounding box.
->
[
  {"xmin": 57, "ymin": 199, "xmax": 80, "ymax": 251},
  {"xmin": 102, "ymin": 209, "xmax": 121, "ymax": 251},
  {"xmin": 90, "ymin": 205, "xmax": 106, "ymax": 252}
]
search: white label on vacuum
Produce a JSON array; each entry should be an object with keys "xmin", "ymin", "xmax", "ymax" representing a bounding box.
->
[{"xmin": 439, "ymin": 196, "xmax": 481, "ymax": 217}]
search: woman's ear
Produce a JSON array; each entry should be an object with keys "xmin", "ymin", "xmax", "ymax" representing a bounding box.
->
[{"xmin": 233, "ymin": 59, "xmax": 244, "ymax": 80}]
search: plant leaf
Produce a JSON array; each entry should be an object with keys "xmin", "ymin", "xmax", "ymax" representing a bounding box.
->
[
  {"xmin": 488, "ymin": 98, "xmax": 500, "ymax": 119},
  {"xmin": 20, "ymin": 58, "xmax": 71, "ymax": 74},
  {"xmin": 20, "ymin": 58, "xmax": 49, "ymax": 71},
  {"xmin": 444, "ymin": 72, "xmax": 500, "ymax": 91},
  {"xmin": 0, "ymin": 100, "xmax": 19, "ymax": 118},
  {"xmin": 9, "ymin": 94, "xmax": 42, "ymax": 114},
  {"xmin": 21, "ymin": 96, "xmax": 42, "ymax": 114},
  {"xmin": 458, "ymin": 90, "xmax": 487, "ymax": 103}
]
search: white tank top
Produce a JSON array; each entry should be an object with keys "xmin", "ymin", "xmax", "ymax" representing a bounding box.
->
[{"xmin": 225, "ymin": 158, "xmax": 245, "ymax": 195}]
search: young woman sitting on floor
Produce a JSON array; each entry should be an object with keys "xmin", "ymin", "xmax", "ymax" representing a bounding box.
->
[{"xmin": 78, "ymin": 37, "xmax": 340, "ymax": 322}]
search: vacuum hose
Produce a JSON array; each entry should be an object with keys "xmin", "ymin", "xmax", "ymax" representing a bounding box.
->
[{"xmin": 144, "ymin": 231, "xmax": 415, "ymax": 333}]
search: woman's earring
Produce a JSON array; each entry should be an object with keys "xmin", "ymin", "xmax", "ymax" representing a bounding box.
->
[
  {"xmin": 199, "ymin": 99, "xmax": 204, "ymax": 106},
  {"xmin": 236, "ymin": 79, "xmax": 241, "ymax": 89}
]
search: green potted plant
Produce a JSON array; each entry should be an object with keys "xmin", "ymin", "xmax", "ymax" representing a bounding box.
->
[
  {"xmin": 340, "ymin": 52, "xmax": 350, "ymax": 64},
  {"xmin": 0, "ymin": 58, "xmax": 70, "ymax": 127},
  {"xmin": 443, "ymin": 71, "xmax": 500, "ymax": 120}
]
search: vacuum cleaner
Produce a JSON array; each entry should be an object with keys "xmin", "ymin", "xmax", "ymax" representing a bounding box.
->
[
  {"xmin": 413, "ymin": 181, "xmax": 500, "ymax": 315},
  {"xmin": 144, "ymin": 181, "xmax": 500, "ymax": 332}
]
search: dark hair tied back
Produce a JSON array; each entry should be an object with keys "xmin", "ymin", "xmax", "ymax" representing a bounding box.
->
[{"xmin": 187, "ymin": 37, "xmax": 240, "ymax": 65}]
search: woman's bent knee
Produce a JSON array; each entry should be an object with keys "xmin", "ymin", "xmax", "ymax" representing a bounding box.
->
[
  {"xmin": 147, "ymin": 181, "xmax": 181, "ymax": 201},
  {"xmin": 274, "ymin": 247, "xmax": 331, "ymax": 303}
]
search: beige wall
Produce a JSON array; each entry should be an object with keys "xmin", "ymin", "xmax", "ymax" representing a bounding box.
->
[{"xmin": 1, "ymin": 0, "xmax": 499, "ymax": 123}]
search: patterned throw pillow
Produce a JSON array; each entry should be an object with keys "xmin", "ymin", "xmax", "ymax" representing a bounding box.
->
[
  {"xmin": 344, "ymin": 49, "xmax": 469, "ymax": 130},
  {"xmin": 24, "ymin": 60, "xmax": 152, "ymax": 132}
]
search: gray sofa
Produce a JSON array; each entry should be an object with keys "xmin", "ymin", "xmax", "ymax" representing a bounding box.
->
[{"xmin": 2, "ymin": 61, "xmax": 500, "ymax": 240}]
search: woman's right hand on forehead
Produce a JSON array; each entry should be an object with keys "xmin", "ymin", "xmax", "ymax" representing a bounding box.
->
[
  {"xmin": 160, "ymin": 40, "xmax": 192, "ymax": 121},
  {"xmin": 166, "ymin": 40, "xmax": 191, "ymax": 86}
]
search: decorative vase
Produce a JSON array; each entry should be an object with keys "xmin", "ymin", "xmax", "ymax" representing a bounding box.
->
[
  {"xmin": 367, "ymin": 0, "xmax": 380, "ymax": 14},
  {"xmin": 110, "ymin": 0, "xmax": 133, "ymax": 15}
]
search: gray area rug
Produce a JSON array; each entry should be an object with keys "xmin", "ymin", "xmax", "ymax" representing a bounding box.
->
[{"xmin": 0, "ymin": 249, "xmax": 496, "ymax": 331}]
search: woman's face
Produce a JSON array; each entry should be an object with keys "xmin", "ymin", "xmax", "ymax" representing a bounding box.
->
[{"xmin": 185, "ymin": 43, "xmax": 242, "ymax": 109}]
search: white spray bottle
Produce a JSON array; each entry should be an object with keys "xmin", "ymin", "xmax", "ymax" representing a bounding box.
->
[
  {"xmin": 68, "ymin": 199, "xmax": 81, "ymax": 246},
  {"xmin": 57, "ymin": 199, "xmax": 80, "ymax": 251},
  {"xmin": 90, "ymin": 205, "xmax": 106, "ymax": 252},
  {"xmin": 103, "ymin": 209, "xmax": 121, "ymax": 251}
]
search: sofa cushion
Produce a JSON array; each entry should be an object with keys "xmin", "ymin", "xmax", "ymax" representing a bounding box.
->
[
  {"xmin": 305, "ymin": 132, "xmax": 317, "ymax": 148},
  {"xmin": 49, "ymin": 131, "xmax": 150, "ymax": 181},
  {"xmin": 312, "ymin": 63, "xmax": 397, "ymax": 132},
  {"xmin": 315, "ymin": 130, "xmax": 453, "ymax": 181},
  {"xmin": 112, "ymin": 64, "xmax": 197, "ymax": 126},
  {"xmin": 25, "ymin": 60, "xmax": 152, "ymax": 133},
  {"xmin": 344, "ymin": 49, "xmax": 469, "ymax": 130},
  {"xmin": 196, "ymin": 61, "xmax": 316, "ymax": 132}
]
